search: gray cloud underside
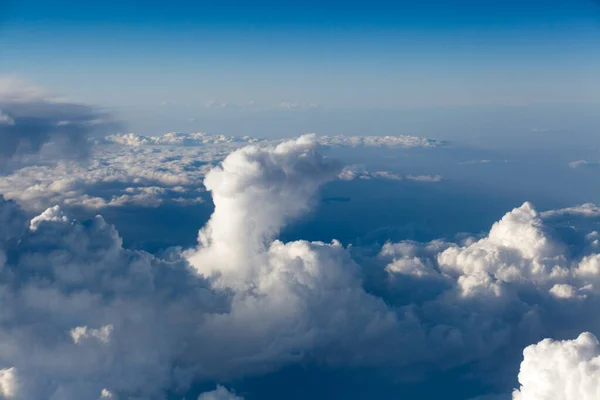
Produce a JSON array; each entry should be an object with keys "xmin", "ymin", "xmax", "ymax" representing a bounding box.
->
[{"xmin": 0, "ymin": 78, "xmax": 116, "ymax": 167}]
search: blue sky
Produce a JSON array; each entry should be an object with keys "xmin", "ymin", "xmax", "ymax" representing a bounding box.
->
[{"xmin": 1, "ymin": 0, "xmax": 599, "ymax": 111}]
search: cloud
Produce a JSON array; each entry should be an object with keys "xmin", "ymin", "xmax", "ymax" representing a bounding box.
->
[
  {"xmin": 187, "ymin": 134, "xmax": 342, "ymax": 286},
  {"xmin": 5, "ymin": 134, "xmax": 600, "ymax": 398},
  {"xmin": 197, "ymin": 386, "xmax": 244, "ymax": 400},
  {"xmin": 338, "ymin": 165, "xmax": 442, "ymax": 182},
  {"xmin": 278, "ymin": 101, "xmax": 318, "ymax": 110},
  {"xmin": 569, "ymin": 160, "xmax": 600, "ymax": 169},
  {"xmin": 0, "ymin": 128, "xmax": 444, "ymax": 213},
  {"xmin": 460, "ymin": 159, "xmax": 509, "ymax": 165},
  {"xmin": 0, "ymin": 195, "xmax": 226, "ymax": 398},
  {"xmin": 0, "ymin": 368, "xmax": 17, "ymax": 398},
  {"xmin": 104, "ymin": 132, "xmax": 260, "ymax": 147},
  {"xmin": 0, "ymin": 76, "xmax": 115, "ymax": 167},
  {"xmin": 0, "ymin": 112, "xmax": 14, "ymax": 126},
  {"xmin": 541, "ymin": 203, "xmax": 600, "ymax": 219},
  {"xmin": 512, "ymin": 332, "xmax": 600, "ymax": 400},
  {"xmin": 0, "ymin": 136, "xmax": 410, "ymax": 398},
  {"xmin": 318, "ymin": 134, "xmax": 443, "ymax": 148},
  {"xmin": 105, "ymin": 132, "xmax": 443, "ymax": 150},
  {"xmin": 0, "ymin": 144, "xmax": 216, "ymax": 212},
  {"xmin": 406, "ymin": 174, "xmax": 443, "ymax": 182}
]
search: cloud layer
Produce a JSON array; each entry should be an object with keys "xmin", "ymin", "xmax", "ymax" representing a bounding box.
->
[{"xmin": 1, "ymin": 133, "xmax": 600, "ymax": 398}]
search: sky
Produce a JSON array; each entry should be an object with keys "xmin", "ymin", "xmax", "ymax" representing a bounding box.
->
[
  {"xmin": 2, "ymin": 2, "xmax": 600, "ymax": 399},
  {"xmin": 1, "ymin": 0, "xmax": 600, "ymax": 112}
]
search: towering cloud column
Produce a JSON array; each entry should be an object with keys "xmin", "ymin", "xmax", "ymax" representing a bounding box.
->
[{"xmin": 187, "ymin": 134, "xmax": 341, "ymax": 287}]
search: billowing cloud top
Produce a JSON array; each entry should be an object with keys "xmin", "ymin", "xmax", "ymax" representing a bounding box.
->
[
  {"xmin": 187, "ymin": 134, "xmax": 342, "ymax": 286},
  {"xmin": 513, "ymin": 332, "xmax": 600, "ymax": 400},
  {"xmin": 197, "ymin": 386, "xmax": 244, "ymax": 400}
]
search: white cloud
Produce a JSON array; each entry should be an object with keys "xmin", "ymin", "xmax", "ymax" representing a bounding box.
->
[
  {"xmin": 0, "ymin": 112, "xmax": 14, "ymax": 127},
  {"xmin": 0, "ymin": 137, "xmax": 409, "ymax": 398},
  {"xmin": 105, "ymin": 132, "xmax": 261, "ymax": 147},
  {"xmin": 513, "ymin": 332, "xmax": 600, "ymax": 400},
  {"xmin": 460, "ymin": 159, "xmax": 509, "ymax": 165},
  {"xmin": 0, "ymin": 130, "xmax": 442, "ymax": 213},
  {"xmin": 198, "ymin": 385, "xmax": 244, "ymax": 400},
  {"xmin": 0, "ymin": 368, "xmax": 17, "ymax": 399},
  {"xmin": 70, "ymin": 325, "xmax": 114, "ymax": 345},
  {"xmin": 407, "ymin": 174, "xmax": 443, "ymax": 182},
  {"xmin": 4, "ymin": 134, "xmax": 600, "ymax": 398},
  {"xmin": 541, "ymin": 203, "xmax": 600, "ymax": 219},
  {"xmin": 187, "ymin": 134, "xmax": 342, "ymax": 286},
  {"xmin": 437, "ymin": 202, "xmax": 567, "ymax": 283},
  {"xmin": 29, "ymin": 205, "xmax": 69, "ymax": 231},
  {"xmin": 569, "ymin": 160, "xmax": 600, "ymax": 169},
  {"xmin": 318, "ymin": 134, "xmax": 442, "ymax": 148},
  {"xmin": 0, "ymin": 145, "xmax": 216, "ymax": 212},
  {"xmin": 338, "ymin": 165, "xmax": 442, "ymax": 182},
  {"xmin": 278, "ymin": 101, "xmax": 318, "ymax": 110}
]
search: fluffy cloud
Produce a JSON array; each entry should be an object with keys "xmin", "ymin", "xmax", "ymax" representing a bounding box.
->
[
  {"xmin": 371, "ymin": 199, "xmax": 600, "ymax": 389},
  {"xmin": 0, "ymin": 144, "xmax": 218, "ymax": 212},
  {"xmin": 3, "ymin": 133, "xmax": 600, "ymax": 398},
  {"xmin": 0, "ymin": 136, "xmax": 409, "ymax": 398},
  {"xmin": 0, "ymin": 77, "xmax": 115, "ymax": 167},
  {"xmin": 197, "ymin": 386, "xmax": 244, "ymax": 400},
  {"xmin": 187, "ymin": 134, "xmax": 342, "ymax": 285},
  {"xmin": 512, "ymin": 332, "xmax": 600, "ymax": 400},
  {"xmin": 0, "ymin": 195, "xmax": 217, "ymax": 398}
]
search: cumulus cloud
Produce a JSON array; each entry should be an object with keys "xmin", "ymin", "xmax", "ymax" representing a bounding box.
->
[
  {"xmin": 187, "ymin": 134, "xmax": 342, "ymax": 285},
  {"xmin": 512, "ymin": 332, "xmax": 600, "ymax": 400},
  {"xmin": 370, "ymin": 199, "xmax": 600, "ymax": 389},
  {"xmin": 0, "ymin": 76, "xmax": 115, "ymax": 167},
  {"xmin": 0, "ymin": 137, "xmax": 406, "ymax": 398},
  {"xmin": 0, "ymin": 136, "xmax": 419, "ymax": 398},
  {"xmin": 0, "ymin": 194, "xmax": 243, "ymax": 398},
  {"xmin": 4, "ymin": 133, "xmax": 600, "ymax": 398},
  {"xmin": 197, "ymin": 386, "xmax": 244, "ymax": 400}
]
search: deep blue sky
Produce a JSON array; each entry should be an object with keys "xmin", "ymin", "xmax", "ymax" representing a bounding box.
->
[{"xmin": 1, "ymin": 0, "xmax": 599, "ymax": 111}]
